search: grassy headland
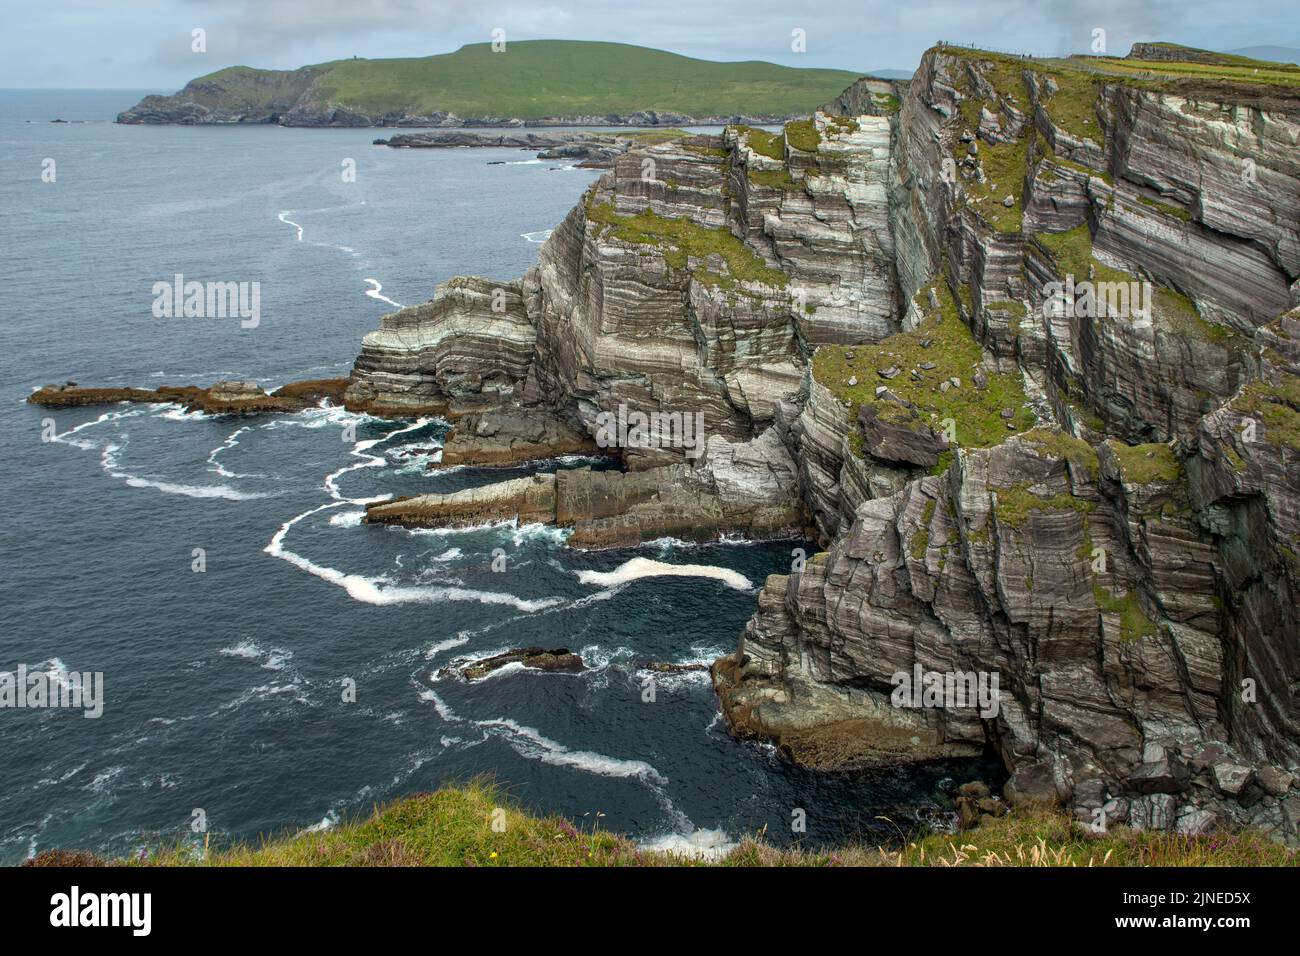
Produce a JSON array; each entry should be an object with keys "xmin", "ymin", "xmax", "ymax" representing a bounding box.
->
[
  {"xmin": 134, "ymin": 40, "xmax": 865, "ymax": 121},
  {"xmin": 31, "ymin": 780, "xmax": 1287, "ymax": 867}
]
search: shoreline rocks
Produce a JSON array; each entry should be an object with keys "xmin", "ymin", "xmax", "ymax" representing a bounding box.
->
[
  {"xmin": 440, "ymin": 647, "xmax": 586, "ymax": 681},
  {"xmin": 27, "ymin": 377, "xmax": 350, "ymax": 416},
  {"xmin": 373, "ymin": 131, "xmax": 648, "ymax": 168},
  {"xmin": 436, "ymin": 409, "xmax": 604, "ymax": 469},
  {"xmin": 365, "ymin": 428, "xmax": 808, "ymax": 550}
]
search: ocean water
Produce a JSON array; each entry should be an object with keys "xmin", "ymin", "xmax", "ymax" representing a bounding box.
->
[{"xmin": 0, "ymin": 91, "xmax": 999, "ymax": 862}]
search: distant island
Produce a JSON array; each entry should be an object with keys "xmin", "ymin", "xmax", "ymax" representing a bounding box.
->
[{"xmin": 116, "ymin": 39, "xmax": 871, "ymax": 128}]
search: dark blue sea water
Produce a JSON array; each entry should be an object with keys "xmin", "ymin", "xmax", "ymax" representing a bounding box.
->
[{"xmin": 0, "ymin": 90, "xmax": 997, "ymax": 862}]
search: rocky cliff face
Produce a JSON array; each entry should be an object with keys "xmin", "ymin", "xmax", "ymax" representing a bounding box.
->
[
  {"xmin": 347, "ymin": 117, "xmax": 903, "ymax": 474},
  {"xmin": 347, "ymin": 44, "xmax": 1300, "ymax": 840}
]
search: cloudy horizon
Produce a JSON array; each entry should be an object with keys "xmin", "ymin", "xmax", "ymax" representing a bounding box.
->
[{"xmin": 2, "ymin": 0, "xmax": 1297, "ymax": 90}]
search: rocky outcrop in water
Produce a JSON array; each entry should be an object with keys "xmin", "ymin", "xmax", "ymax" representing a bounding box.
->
[
  {"xmin": 28, "ymin": 378, "xmax": 349, "ymax": 416},
  {"xmin": 374, "ymin": 131, "xmax": 660, "ymax": 168},
  {"xmin": 440, "ymin": 647, "xmax": 585, "ymax": 681},
  {"xmin": 366, "ymin": 428, "xmax": 808, "ymax": 549}
]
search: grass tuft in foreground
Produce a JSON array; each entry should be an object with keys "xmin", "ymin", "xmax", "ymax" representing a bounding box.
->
[{"xmin": 92, "ymin": 781, "xmax": 1295, "ymax": 867}]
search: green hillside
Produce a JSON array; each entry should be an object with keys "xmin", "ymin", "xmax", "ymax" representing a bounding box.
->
[{"xmin": 171, "ymin": 40, "xmax": 865, "ymax": 119}]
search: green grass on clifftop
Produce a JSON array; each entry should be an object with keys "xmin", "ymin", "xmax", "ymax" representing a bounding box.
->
[
  {"xmin": 586, "ymin": 200, "xmax": 788, "ymax": 292},
  {"xmin": 120, "ymin": 781, "xmax": 1296, "ymax": 867},
  {"xmin": 193, "ymin": 41, "xmax": 865, "ymax": 119}
]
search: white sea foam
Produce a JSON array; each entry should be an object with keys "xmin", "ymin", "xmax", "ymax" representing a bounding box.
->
[
  {"xmin": 50, "ymin": 408, "xmax": 145, "ymax": 450},
  {"xmin": 418, "ymin": 689, "xmax": 462, "ymax": 723},
  {"xmin": 324, "ymin": 416, "xmax": 426, "ymax": 502},
  {"xmin": 576, "ymin": 557, "xmax": 752, "ymax": 591},
  {"xmin": 263, "ymin": 405, "xmax": 366, "ymax": 431},
  {"xmin": 155, "ymin": 404, "xmax": 205, "ymax": 422},
  {"xmin": 521, "ymin": 228, "xmax": 552, "ymax": 241},
  {"xmin": 480, "ymin": 718, "xmax": 667, "ymax": 783},
  {"xmin": 219, "ymin": 640, "xmax": 262, "ymax": 660},
  {"xmin": 363, "ymin": 278, "xmax": 402, "ymax": 309},
  {"xmin": 278, "ymin": 210, "xmax": 304, "ymax": 240},
  {"xmin": 328, "ymin": 510, "xmax": 366, "ymax": 527},
  {"xmin": 102, "ymin": 441, "xmax": 269, "ymax": 500},
  {"xmin": 265, "ymin": 502, "xmax": 561, "ymax": 610},
  {"xmin": 639, "ymin": 829, "xmax": 737, "ymax": 861},
  {"xmin": 207, "ymin": 426, "xmax": 261, "ymax": 479},
  {"xmin": 511, "ymin": 522, "xmax": 570, "ymax": 547},
  {"xmin": 85, "ymin": 766, "xmax": 124, "ymax": 793},
  {"xmin": 301, "ymin": 811, "xmax": 338, "ymax": 834},
  {"xmin": 424, "ymin": 636, "xmax": 470, "ymax": 660}
]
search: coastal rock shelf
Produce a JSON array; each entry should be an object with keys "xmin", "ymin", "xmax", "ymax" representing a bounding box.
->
[
  {"xmin": 373, "ymin": 130, "xmax": 672, "ymax": 168},
  {"xmin": 28, "ymin": 378, "xmax": 350, "ymax": 416},
  {"xmin": 365, "ymin": 428, "xmax": 808, "ymax": 550}
]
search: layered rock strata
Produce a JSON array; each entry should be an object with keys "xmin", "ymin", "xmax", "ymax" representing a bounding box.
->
[
  {"xmin": 367, "ymin": 428, "xmax": 808, "ymax": 549},
  {"xmin": 712, "ymin": 45, "xmax": 1300, "ymax": 842}
]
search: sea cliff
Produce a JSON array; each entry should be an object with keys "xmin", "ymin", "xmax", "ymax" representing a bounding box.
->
[{"xmin": 343, "ymin": 42, "xmax": 1300, "ymax": 842}]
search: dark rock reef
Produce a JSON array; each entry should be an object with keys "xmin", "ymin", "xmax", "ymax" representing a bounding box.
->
[
  {"xmin": 440, "ymin": 647, "xmax": 585, "ymax": 681},
  {"xmin": 28, "ymin": 378, "xmax": 350, "ymax": 416},
  {"xmin": 373, "ymin": 130, "xmax": 669, "ymax": 168}
]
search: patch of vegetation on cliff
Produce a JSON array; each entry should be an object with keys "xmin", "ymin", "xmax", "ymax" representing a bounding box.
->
[
  {"xmin": 1108, "ymin": 440, "xmax": 1183, "ymax": 484},
  {"xmin": 784, "ymin": 117, "xmax": 822, "ymax": 152},
  {"xmin": 872, "ymin": 92, "xmax": 902, "ymax": 114},
  {"xmin": 1136, "ymin": 193, "xmax": 1192, "ymax": 222},
  {"xmin": 991, "ymin": 483, "xmax": 1096, "ymax": 530},
  {"xmin": 814, "ymin": 281, "xmax": 1036, "ymax": 458},
  {"xmin": 747, "ymin": 166, "xmax": 800, "ymax": 191},
  {"xmin": 586, "ymin": 201, "xmax": 788, "ymax": 291},
  {"xmin": 947, "ymin": 49, "xmax": 1030, "ymax": 106},
  {"xmin": 1020, "ymin": 427, "xmax": 1099, "ymax": 477},
  {"xmin": 1083, "ymin": 52, "xmax": 1300, "ymax": 89},
  {"xmin": 1034, "ymin": 223, "xmax": 1128, "ymax": 283},
  {"xmin": 984, "ymin": 299, "xmax": 1027, "ymax": 317},
  {"xmin": 910, "ymin": 500, "xmax": 937, "ymax": 559},
  {"xmin": 1034, "ymin": 224, "xmax": 1237, "ymax": 347},
  {"xmin": 733, "ymin": 125, "xmax": 784, "ymax": 160},
  {"xmin": 824, "ymin": 115, "xmax": 861, "ymax": 135},
  {"xmin": 121, "ymin": 783, "xmax": 1296, "ymax": 867},
  {"xmin": 960, "ymin": 135, "xmax": 1032, "ymax": 233},
  {"xmin": 1094, "ymin": 585, "xmax": 1159, "ymax": 643},
  {"xmin": 1037, "ymin": 71, "xmax": 1105, "ymax": 143},
  {"xmin": 1230, "ymin": 374, "xmax": 1300, "ymax": 451}
]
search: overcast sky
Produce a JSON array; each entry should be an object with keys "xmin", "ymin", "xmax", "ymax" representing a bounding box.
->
[{"xmin": 2, "ymin": 0, "xmax": 1297, "ymax": 89}]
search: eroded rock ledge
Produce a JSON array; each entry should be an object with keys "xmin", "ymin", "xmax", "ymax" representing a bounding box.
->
[
  {"xmin": 373, "ymin": 130, "xmax": 678, "ymax": 168},
  {"xmin": 27, "ymin": 378, "xmax": 350, "ymax": 416},
  {"xmin": 366, "ymin": 428, "xmax": 809, "ymax": 549}
]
